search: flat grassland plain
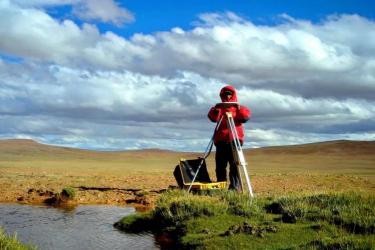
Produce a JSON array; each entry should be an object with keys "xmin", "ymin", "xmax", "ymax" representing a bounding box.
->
[{"xmin": 0, "ymin": 139, "xmax": 374, "ymax": 205}]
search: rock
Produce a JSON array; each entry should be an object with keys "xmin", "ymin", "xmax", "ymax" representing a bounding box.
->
[
  {"xmin": 242, "ymin": 223, "xmax": 254, "ymax": 234},
  {"xmin": 257, "ymin": 232, "xmax": 265, "ymax": 238},
  {"xmin": 311, "ymin": 224, "xmax": 322, "ymax": 230},
  {"xmin": 265, "ymin": 226, "xmax": 278, "ymax": 233},
  {"xmin": 229, "ymin": 225, "xmax": 241, "ymax": 234},
  {"xmin": 222, "ymin": 222, "xmax": 278, "ymax": 237},
  {"xmin": 223, "ymin": 230, "xmax": 233, "ymax": 236},
  {"xmin": 44, "ymin": 196, "xmax": 59, "ymax": 205},
  {"xmin": 17, "ymin": 196, "xmax": 24, "ymax": 201},
  {"xmin": 135, "ymin": 195, "xmax": 152, "ymax": 205},
  {"xmin": 265, "ymin": 202, "xmax": 285, "ymax": 214},
  {"xmin": 282, "ymin": 212, "xmax": 297, "ymax": 223},
  {"xmin": 37, "ymin": 190, "xmax": 54, "ymax": 196}
]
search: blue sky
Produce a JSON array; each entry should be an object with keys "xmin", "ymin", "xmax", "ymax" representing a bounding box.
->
[
  {"xmin": 0, "ymin": 0, "xmax": 375, "ymax": 151},
  {"xmin": 48, "ymin": 0, "xmax": 375, "ymax": 36},
  {"xmin": 122, "ymin": 0, "xmax": 374, "ymax": 32}
]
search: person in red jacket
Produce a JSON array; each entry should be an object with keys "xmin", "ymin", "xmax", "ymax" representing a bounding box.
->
[{"xmin": 208, "ymin": 85, "xmax": 251, "ymax": 191}]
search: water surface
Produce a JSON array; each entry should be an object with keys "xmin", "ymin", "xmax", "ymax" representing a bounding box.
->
[{"xmin": 0, "ymin": 203, "xmax": 158, "ymax": 250}]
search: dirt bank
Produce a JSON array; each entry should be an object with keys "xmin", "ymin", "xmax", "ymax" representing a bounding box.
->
[
  {"xmin": 1, "ymin": 169, "xmax": 373, "ymax": 209},
  {"xmin": 0, "ymin": 168, "xmax": 175, "ymax": 208}
]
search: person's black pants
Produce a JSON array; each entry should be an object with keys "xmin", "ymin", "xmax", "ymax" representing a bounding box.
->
[{"xmin": 215, "ymin": 142, "xmax": 241, "ymax": 191}]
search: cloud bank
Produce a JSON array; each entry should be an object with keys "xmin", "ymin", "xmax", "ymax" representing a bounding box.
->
[{"xmin": 0, "ymin": 2, "xmax": 374, "ymax": 151}]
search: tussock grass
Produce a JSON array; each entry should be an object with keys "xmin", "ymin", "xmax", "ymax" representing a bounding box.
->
[
  {"xmin": 153, "ymin": 190, "xmax": 228, "ymax": 224},
  {"xmin": 305, "ymin": 236, "xmax": 374, "ymax": 250},
  {"xmin": 61, "ymin": 187, "xmax": 76, "ymax": 199},
  {"xmin": 218, "ymin": 190, "xmax": 264, "ymax": 218},
  {"xmin": 114, "ymin": 212, "xmax": 154, "ymax": 233},
  {"xmin": 0, "ymin": 229, "xmax": 35, "ymax": 250},
  {"xmin": 115, "ymin": 190, "xmax": 375, "ymax": 249},
  {"xmin": 272, "ymin": 192, "xmax": 375, "ymax": 234}
]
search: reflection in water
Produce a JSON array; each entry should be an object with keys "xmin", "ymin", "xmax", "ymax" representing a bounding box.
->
[{"xmin": 0, "ymin": 204, "xmax": 158, "ymax": 250}]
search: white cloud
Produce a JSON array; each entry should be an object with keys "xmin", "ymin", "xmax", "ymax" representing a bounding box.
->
[
  {"xmin": 240, "ymin": 88, "xmax": 374, "ymax": 122},
  {"xmin": 1, "ymin": 61, "xmax": 374, "ymax": 150},
  {"xmin": 11, "ymin": 0, "xmax": 78, "ymax": 7},
  {"xmin": 247, "ymin": 128, "xmax": 375, "ymax": 148},
  {"xmin": 73, "ymin": 0, "xmax": 134, "ymax": 26},
  {"xmin": 9, "ymin": 0, "xmax": 134, "ymax": 26},
  {"xmin": 1, "ymin": 7, "xmax": 374, "ymax": 99},
  {"xmin": 0, "ymin": 2, "xmax": 102, "ymax": 62}
]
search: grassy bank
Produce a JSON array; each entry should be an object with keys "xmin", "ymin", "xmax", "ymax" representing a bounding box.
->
[
  {"xmin": 115, "ymin": 190, "xmax": 375, "ymax": 249},
  {"xmin": 0, "ymin": 229, "xmax": 35, "ymax": 250}
]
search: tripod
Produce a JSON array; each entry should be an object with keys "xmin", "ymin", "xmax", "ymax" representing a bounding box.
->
[{"xmin": 225, "ymin": 112, "xmax": 254, "ymax": 197}]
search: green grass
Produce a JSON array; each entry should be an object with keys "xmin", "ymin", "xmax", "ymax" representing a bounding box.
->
[
  {"xmin": 0, "ymin": 229, "xmax": 35, "ymax": 250},
  {"xmin": 61, "ymin": 187, "xmax": 76, "ymax": 199},
  {"xmin": 269, "ymin": 193, "xmax": 375, "ymax": 234},
  {"xmin": 115, "ymin": 190, "xmax": 375, "ymax": 249}
]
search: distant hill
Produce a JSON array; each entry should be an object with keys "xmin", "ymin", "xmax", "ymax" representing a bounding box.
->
[
  {"xmin": 1, "ymin": 138, "xmax": 374, "ymax": 159},
  {"xmin": 0, "ymin": 139, "xmax": 104, "ymax": 158},
  {"xmin": 246, "ymin": 140, "xmax": 375, "ymax": 155},
  {"xmin": 1, "ymin": 138, "xmax": 374, "ymax": 176},
  {"xmin": 244, "ymin": 140, "xmax": 375, "ymax": 175},
  {"xmin": 0, "ymin": 139, "xmax": 186, "ymax": 160}
]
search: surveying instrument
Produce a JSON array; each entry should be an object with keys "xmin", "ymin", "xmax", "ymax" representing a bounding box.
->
[{"xmin": 174, "ymin": 103, "xmax": 254, "ymax": 198}]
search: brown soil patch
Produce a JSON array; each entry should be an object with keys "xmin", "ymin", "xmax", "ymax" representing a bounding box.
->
[{"xmin": 1, "ymin": 167, "xmax": 373, "ymax": 209}]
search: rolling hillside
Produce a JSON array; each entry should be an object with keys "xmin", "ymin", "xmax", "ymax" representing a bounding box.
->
[
  {"xmin": 249, "ymin": 140, "xmax": 375, "ymax": 155},
  {"xmin": 0, "ymin": 139, "xmax": 182, "ymax": 159},
  {"xmin": 1, "ymin": 138, "xmax": 374, "ymax": 175},
  {"xmin": 1, "ymin": 138, "xmax": 374, "ymax": 157}
]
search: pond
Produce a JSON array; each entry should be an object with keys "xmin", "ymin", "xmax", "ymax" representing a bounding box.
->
[{"xmin": 0, "ymin": 203, "xmax": 159, "ymax": 250}]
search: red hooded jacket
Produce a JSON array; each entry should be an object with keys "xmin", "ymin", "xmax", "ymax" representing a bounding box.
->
[{"xmin": 208, "ymin": 86, "xmax": 251, "ymax": 144}]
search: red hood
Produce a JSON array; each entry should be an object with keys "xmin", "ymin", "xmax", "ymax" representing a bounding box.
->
[{"xmin": 219, "ymin": 85, "xmax": 238, "ymax": 102}]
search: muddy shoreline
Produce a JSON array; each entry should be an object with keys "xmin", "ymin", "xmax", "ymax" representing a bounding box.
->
[
  {"xmin": 1, "ymin": 173, "xmax": 374, "ymax": 209},
  {"xmin": 0, "ymin": 186, "xmax": 169, "ymax": 210}
]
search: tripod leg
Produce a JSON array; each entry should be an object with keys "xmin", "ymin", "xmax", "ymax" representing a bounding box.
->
[{"xmin": 225, "ymin": 112, "xmax": 254, "ymax": 197}]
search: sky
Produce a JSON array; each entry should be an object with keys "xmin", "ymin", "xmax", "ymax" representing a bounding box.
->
[{"xmin": 0, "ymin": 0, "xmax": 375, "ymax": 151}]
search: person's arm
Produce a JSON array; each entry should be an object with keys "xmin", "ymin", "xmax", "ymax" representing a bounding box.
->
[
  {"xmin": 208, "ymin": 106, "xmax": 222, "ymax": 122},
  {"xmin": 235, "ymin": 105, "xmax": 251, "ymax": 123}
]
